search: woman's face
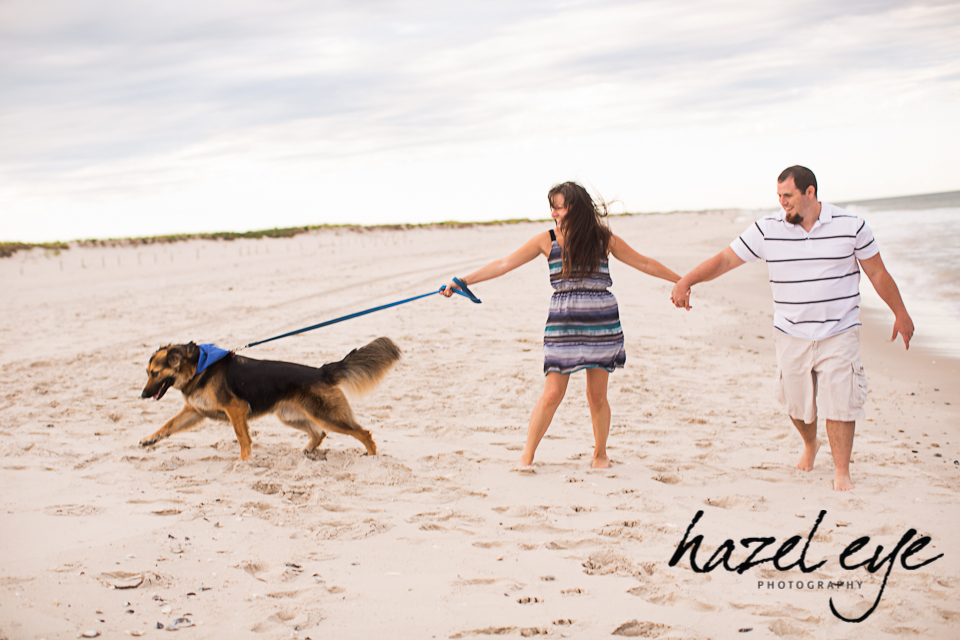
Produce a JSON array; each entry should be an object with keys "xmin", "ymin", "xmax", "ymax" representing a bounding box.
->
[{"xmin": 550, "ymin": 193, "xmax": 568, "ymax": 222}]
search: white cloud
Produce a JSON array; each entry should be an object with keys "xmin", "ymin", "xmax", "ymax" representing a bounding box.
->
[{"xmin": 1, "ymin": 0, "xmax": 958, "ymax": 241}]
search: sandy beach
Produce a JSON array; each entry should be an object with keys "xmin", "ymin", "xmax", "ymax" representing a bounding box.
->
[{"xmin": 1, "ymin": 212, "xmax": 958, "ymax": 639}]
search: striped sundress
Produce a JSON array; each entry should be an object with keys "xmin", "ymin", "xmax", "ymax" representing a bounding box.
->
[{"xmin": 543, "ymin": 229, "xmax": 626, "ymax": 375}]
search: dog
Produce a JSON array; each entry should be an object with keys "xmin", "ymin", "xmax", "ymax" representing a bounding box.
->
[{"xmin": 140, "ymin": 337, "xmax": 401, "ymax": 461}]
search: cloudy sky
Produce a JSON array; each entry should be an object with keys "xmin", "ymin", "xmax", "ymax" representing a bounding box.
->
[{"xmin": 2, "ymin": 0, "xmax": 958, "ymax": 242}]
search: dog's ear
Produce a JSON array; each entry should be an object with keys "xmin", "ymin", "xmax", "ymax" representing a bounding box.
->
[{"xmin": 166, "ymin": 346, "xmax": 184, "ymax": 369}]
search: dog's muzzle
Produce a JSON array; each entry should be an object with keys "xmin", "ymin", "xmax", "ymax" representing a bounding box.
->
[{"xmin": 142, "ymin": 378, "xmax": 174, "ymax": 401}]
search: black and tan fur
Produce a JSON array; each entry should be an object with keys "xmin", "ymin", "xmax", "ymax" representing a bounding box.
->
[{"xmin": 140, "ymin": 337, "xmax": 401, "ymax": 461}]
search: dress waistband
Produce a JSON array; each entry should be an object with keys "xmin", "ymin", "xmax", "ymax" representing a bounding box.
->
[{"xmin": 552, "ymin": 288, "xmax": 610, "ymax": 294}]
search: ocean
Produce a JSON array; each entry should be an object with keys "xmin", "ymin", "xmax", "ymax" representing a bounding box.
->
[{"xmin": 842, "ymin": 191, "xmax": 960, "ymax": 359}]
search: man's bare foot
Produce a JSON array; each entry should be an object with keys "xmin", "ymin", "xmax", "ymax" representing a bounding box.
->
[
  {"xmin": 591, "ymin": 455, "xmax": 610, "ymax": 469},
  {"xmin": 796, "ymin": 438, "xmax": 821, "ymax": 471},
  {"xmin": 833, "ymin": 473, "xmax": 854, "ymax": 491}
]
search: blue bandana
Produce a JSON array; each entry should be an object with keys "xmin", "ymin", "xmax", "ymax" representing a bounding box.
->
[{"xmin": 196, "ymin": 343, "xmax": 231, "ymax": 375}]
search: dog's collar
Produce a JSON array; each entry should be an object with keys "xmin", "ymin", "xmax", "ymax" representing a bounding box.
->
[{"xmin": 196, "ymin": 344, "xmax": 231, "ymax": 376}]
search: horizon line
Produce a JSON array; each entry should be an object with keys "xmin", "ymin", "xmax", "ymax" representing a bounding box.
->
[{"xmin": 3, "ymin": 188, "xmax": 957, "ymax": 258}]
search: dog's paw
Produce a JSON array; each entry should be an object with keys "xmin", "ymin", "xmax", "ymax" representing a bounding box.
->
[
  {"xmin": 304, "ymin": 449, "xmax": 327, "ymax": 461},
  {"xmin": 139, "ymin": 437, "xmax": 158, "ymax": 447}
]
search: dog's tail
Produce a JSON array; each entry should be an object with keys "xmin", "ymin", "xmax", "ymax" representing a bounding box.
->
[{"xmin": 323, "ymin": 337, "xmax": 401, "ymax": 397}]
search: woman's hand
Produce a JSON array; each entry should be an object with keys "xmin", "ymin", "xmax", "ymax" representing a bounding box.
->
[
  {"xmin": 670, "ymin": 282, "xmax": 692, "ymax": 310},
  {"xmin": 440, "ymin": 279, "xmax": 462, "ymax": 298}
]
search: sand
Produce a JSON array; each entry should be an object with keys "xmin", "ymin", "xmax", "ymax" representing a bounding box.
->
[{"xmin": 1, "ymin": 212, "xmax": 958, "ymax": 639}]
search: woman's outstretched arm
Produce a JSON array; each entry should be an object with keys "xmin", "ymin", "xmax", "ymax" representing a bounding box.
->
[
  {"xmin": 608, "ymin": 234, "xmax": 681, "ymax": 283},
  {"xmin": 441, "ymin": 232, "xmax": 551, "ymax": 296}
]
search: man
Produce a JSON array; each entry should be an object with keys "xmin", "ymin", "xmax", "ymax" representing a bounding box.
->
[{"xmin": 671, "ymin": 166, "xmax": 914, "ymax": 491}]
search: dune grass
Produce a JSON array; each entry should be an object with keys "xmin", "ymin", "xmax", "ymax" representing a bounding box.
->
[
  {"xmin": 1, "ymin": 218, "xmax": 549, "ymax": 259},
  {"xmin": 0, "ymin": 241, "xmax": 70, "ymax": 259}
]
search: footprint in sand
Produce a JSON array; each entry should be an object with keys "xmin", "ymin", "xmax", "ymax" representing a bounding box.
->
[
  {"xmin": 703, "ymin": 495, "xmax": 767, "ymax": 510},
  {"xmin": 598, "ymin": 520, "xmax": 644, "ymax": 540},
  {"xmin": 449, "ymin": 627, "xmax": 516, "ymax": 638},
  {"xmin": 252, "ymin": 481, "xmax": 281, "ymax": 495},
  {"xmin": 240, "ymin": 561, "xmax": 270, "ymax": 582},
  {"xmin": 582, "ymin": 550, "xmax": 639, "ymax": 577},
  {"xmin": 612, "ymin": 620, "xmax": 670, "ymax": 637},
  {"xmin": 769, "ymin": 618, "xmax": 810, "ymax": 637},
  {"xmin": 43, "ymin": 504, "xmax": 104, "ymax": 516},
  {"xmin": 730, "ymin": 602, "xmax": 821, "ymax": 623},
  {"xmin": 249, "ymin": 608, "xmax": 302, "ymax": 633},
  {"xmin": 407, "ymin": 509, "xmax": 483, "ymax": 533},
  {"xmin": 283, "ymin": 487, "xmax": 311, "ymax": 505}
]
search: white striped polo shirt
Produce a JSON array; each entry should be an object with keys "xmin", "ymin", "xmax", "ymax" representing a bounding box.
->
[{"xmin": 729, "ymin": 203, "xmax": 880, "ymax": 340}]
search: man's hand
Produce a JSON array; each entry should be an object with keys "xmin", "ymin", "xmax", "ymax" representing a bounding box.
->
[
  {"xmin": 671, "ymin": 279, "xmax": 692, "ymax": 310},
  {"xmin": 669, "ymin": 248, "xmax": 744, "ymax": 311},
  {"xmin": 858, "ymin": 253, "xmax": 913, "ymax": 350},
  {"xmin": 891, "ymin": 312, "xmax": 914, "ymax": 350}
]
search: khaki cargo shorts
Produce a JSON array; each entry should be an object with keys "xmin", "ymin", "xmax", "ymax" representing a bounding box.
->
[{"xmin": 773, "ymin": 327, "xmax": 868, "ymax": 424}]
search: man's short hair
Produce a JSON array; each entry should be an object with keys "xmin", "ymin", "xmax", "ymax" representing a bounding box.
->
[{"xmin": 778, "ymin": 166, "xmax": 817, "ymax": 196}]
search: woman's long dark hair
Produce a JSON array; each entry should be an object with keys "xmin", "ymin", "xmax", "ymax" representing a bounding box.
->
[{"xmin": 548, "ymin": 182, "xmax": 611, "ymax": 281}]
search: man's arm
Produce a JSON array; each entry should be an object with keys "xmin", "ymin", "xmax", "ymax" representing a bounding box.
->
[
  {"xmin": 858, "ymin": 253, "xmax": 914, "ymax": 349},
  {"xmin": 671, "ymin": 247, "xmax": 745, "ymax": 309}
]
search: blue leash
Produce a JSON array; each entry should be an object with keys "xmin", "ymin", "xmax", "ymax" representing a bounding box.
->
[{"xmin": 238, "ymin": 278, "xmax": 480, "ymax": 350}]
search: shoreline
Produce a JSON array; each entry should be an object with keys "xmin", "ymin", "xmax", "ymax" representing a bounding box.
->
[{"xmin": 1, "ymin": 213, "xmax": 958, "ymax": 639}]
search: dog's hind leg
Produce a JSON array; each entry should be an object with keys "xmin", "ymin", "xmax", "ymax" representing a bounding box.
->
[
  {"xmin": 278, "ymin": 415, "xmax": 327, "ymax": 453},
  {"xmin": 315, "ymin": 416, "xmax": 376, "ymax": 455},
  {"xmin": 141, "ymin": 406, "xmax": 204, "ymax": 448},
  {"xmin": 303, "ymin": 388, "xmax": 377, "ymax": 456},
  {"xmin": 223, "ymin": 399, "xmax": 254, "ymax": 461},
  {"xmin": 303, "ymin": 426, "xmax": 327, "ymax": 453}
]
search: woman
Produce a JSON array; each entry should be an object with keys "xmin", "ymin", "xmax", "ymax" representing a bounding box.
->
[{"xmin": 443, "ymin": 182, "xmax": 680, "ymax": 468}]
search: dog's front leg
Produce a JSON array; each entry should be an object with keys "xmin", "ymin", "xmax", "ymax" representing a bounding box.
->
[
  {"xmin": 223, "ymin": 400, "xmax": 254, "ymax": 461},
  {"xmin": 141, "ymin": 406, "xmax": 204, "ymax": 448}
]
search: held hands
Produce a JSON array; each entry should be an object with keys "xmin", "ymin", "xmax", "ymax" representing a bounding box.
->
[{"xmin": 670, "ymin": 279, "xmax": 692, "ymax": 310}]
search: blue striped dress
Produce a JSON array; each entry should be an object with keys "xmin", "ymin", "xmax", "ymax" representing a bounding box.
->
[{"xmin": 543, "ymin": 229, "xmax": 626, "ymax": 375}]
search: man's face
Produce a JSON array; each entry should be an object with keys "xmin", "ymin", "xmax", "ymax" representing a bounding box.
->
[{"xmin": 777, "ymin": 176, "xmax": 817, "ymax": 225}]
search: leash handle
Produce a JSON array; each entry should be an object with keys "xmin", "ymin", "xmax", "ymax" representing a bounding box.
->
[
  {"xmin": 452, "ymin": 277, "xmax": 482, "ymax": 304},
  {"xmin": 440, "ymin": 278, "xmax": 481, "ymax": 303}
]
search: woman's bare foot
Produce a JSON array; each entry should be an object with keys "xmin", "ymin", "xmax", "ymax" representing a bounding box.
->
[{"xmin": 796, "ymin": 438, "xmax": 821, "ymax": 471}]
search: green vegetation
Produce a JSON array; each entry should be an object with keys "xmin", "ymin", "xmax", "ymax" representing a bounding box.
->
[
  {"xmin": 4, "ymin": 214, "xmax": 669, "ymax": 259},
  {"xmin": 1, "ymin": 219, "xmax": 551, "ymax": 259},
  {"xmin": 0, "ymin": 241, "xmax": 70, "ymax": 259},
  {"xmin": 76, "ymin": 225, "xmax": 328, "ymax": 246}
]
